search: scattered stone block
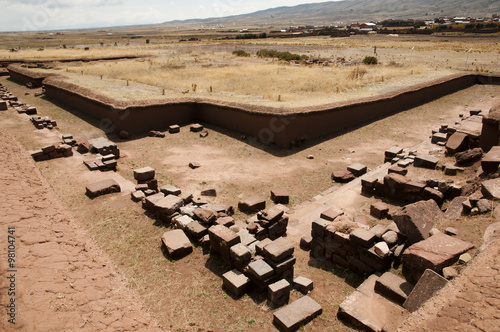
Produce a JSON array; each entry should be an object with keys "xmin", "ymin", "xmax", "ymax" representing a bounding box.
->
[
  {"xmin": 414, "ymin": 154, "xmax": 439, "ymax": 169},
  {"xmin": 268, "ymin": 279, "xmax": 291, "ymax": 307},
  {"xmin": 230, "ymin": 243, "xmax": 252, "ymax": 269},
  {"xmin": 169, "ymin": 125, "xmax": 180, "ymax": 133},
  {"xmin": 455, "ymin": 147, "xmax": 483, "ymax": 165},
  {"xmin": 238, "ymin": 196, "xmax": 266, "ymax": 213},
  {"xmin": 89, "ymin": 137, "xmax": 119, "ymax": 158},
  {"xmin": 201, "ymin": 188, "xmax": 217, "ymax": 197},
  {"xmin": 392, "ymin": 200, "xmax": 442, "ymax": 245},
  {"xmin": 385, "ymin": 147, "xmax": 403, "ymax": 160},
  {"xmin": 403, "ymin": 269, "xmax": 448, "ymax": 312},
  {"xmin": 320, "ymin": 207, "xmax": 344, "ymax": 221},
  {"xmin": 155, "ymin": 195, "xmax": 184, "ymax": 216},
  {"xmin": 0, "ymin": 100, "xmax": 7, "ymax": 110},
  {"xmin": 222, "ymin": 269, "xmax": 249, "ymax": 297},
  {"xmin": 459, "ymin": 253, "xmax": 472, "ymax": 264},
  {"xmin": 422, "ymin": 187, "xmax": 444, "ymax": 205},
  {"xmin": 133, "ymin": 166, "xmax": 155, "ymax": 181},
  {"xmin": 481, "ymin": 178, "xmax": 500, "ymax": 200},
  {"xmin": 247, "ymin": 259, "xmax": 274, "ymax": 280},
  {"xmin": 161, "ymin": 229, "xmax": 192, "ymax": 259},
  {"xmin": 209, "ymin": 225, "xmax": 240, "ymax": 263},
  {"xmin": 215, "ymin": 216, "xmax": 235, "ymax": 227},
  {"xmin": 374, "ymin": 272, "xmax": 414, "ymax": 306},
  {"xmin": 200, "ymin": 130, "xmax": 209, "ymax": 138},
  {"xmin": 444, "ymin": 227, "xmax": 458, "ymax": 236},
  {"xmin": 402, "ymin": 233, "xmax": 474, "ymax": 281},
  {"xmin": 311, "ymin": 218, "xmax": 328, "ymax": 239},
  {"xmin": 256, "ymin": 238, "xmax": 273, "ymax": 256},
  {"xmin": 273, "ymin": 296, "xmax": 322, "ymax": 332},
  {"xmin": 347, "ymin": 163, "xmax": 367, "ymax": 177},
  {"xmin": 443, "ymin": 196, "xmax": 468, "ymax": 219},
  {"xmin": 445, "ymin": 132, "xmax": 469, "ymax": 155},
  {"xmin": 185, "ymin": 220, "xmax": 208, "ymax": 240},
  {"xmin": 482, "ymin": 146, "xmax": 500, "ymax": 173},
  {"xmin": 382, "ymin": 231, "xmax": 398, "ymax": 246},
  {"xmin": 131, "ymin": 190, "xmax": 146, "ymax": 202},
  {"xmin": 271, "ymin": 189, "xmax": 290, "ymax": 204},
  {"xmin": 85, "ymin": 179, "xmax": 120, "ymax": 198},
  {"xmin": 190, "ymin": 123, "xmax": 204, "ymax": 132},
  {"xmin": 160, "ymin": 184, "xmax": 181, "ymax": 196},
  {"xmin": 175, "ymin": 215, "xmax": 194, "ymax": 230},
  {"xmin": 431, "ymin": 132, "xmax": 447, "ymax": 144},
  {"xmin": 374, "ymin": 242, "xmax": 390, "ymax": 258},
  {"xmin": 332, "ymin": 170, "xmax": 355, "ymax": 183},
  {"xmin": 193, "ymin": 207, "xmax": 217, "ymax": 225},
  {"xmin": 189, "ymin": 162, "xmax": 201, "ymax": 169},
  {"xmin": 442, "ymin": 266, "xmax": 458, "ymax": 279},
  {"xmin": 476, "ymin": 199, "xmax": 492, "ymax": 214},
  {"xmin": 370, "ymin": 202, "xmax": 389, "ymax": 219},
  {"xmin": 263, "ymin": 238, "xmax": 294, "ymax": 263},
  {"xmin": 293, "ymin": 276, "xmax": 314, "ymax": 294},
  {"xmin": 148, "ymin": 130, "xmax": 165, "ymax": 138}
]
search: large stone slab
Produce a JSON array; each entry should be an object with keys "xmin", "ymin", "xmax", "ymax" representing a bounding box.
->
[
  {"xmin": 338, "ymin": 274, "xmax": 408, "ymax": 332},
  {"xmin": 154, "ymin": 195, "xmax": 184, "ymax": 216},
  {"xmin": 443, "ymin": 196, "xmax": 468, "ymax": 219},
  {"xmin": 482, "ymin": 177, "xmax": 500, "ymax": 200},
  {"xmin": 374, "ymin": 272, "xmax": 414, "ymax": 306},
  {"xmin": 482, "ymin": 146, "xmax": 500, "ymax": 173},
  {"xmin": 209, "ymin": 225, "xmax": 240, "ymax": 263},
  {"xmin": 455, "ymin": 147, "xmax": 483, "ymax": 165},
  {"xmin": 85, "ymin": 179, "xmax": 121, "ymax": 198},
  {"xmin": 247, "ymin": 259, "xmax": 274, "ymax": 281},
  {"xmin": 402, "ymin": 233, "xmax": 474, "ymax": 281},
  {"xmin": 263, "ymin": 237, "xmax": 294, "ymax": 263},
  {"xmin": 391, "ymin": 200, "xmax": 442, "ymax": 245},
  {"xmin": 347, "ymin": 163, "xmax": 367, "ymax": 177},
  {"xmin": 273, "ymin": 296, "xmax": 322, "ymax": 332},
  {"xmin": 403, "ymin": 269, "xmax": 448, "ymax": 312},
  {"xmin": 161, "ymin": 229, "xmax": 192, "ymax": 259}
]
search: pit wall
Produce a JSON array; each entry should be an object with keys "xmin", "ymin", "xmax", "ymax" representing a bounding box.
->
[{"xmin": 8, "ymin": 65, "xmax": 500, "ymax": 148}]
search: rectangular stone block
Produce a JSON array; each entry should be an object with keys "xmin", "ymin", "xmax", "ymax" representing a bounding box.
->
[
  {"xmin": 273, "ymin": 296, "xmax": 322, "ymax": 332},
  {"xmin": 268, "ymin": 279, "xmax": 290, "ymax": 307},
  {"xmin": 133, "ymin": 166, "xmax": 155, "ymax": 181},
  {"xmin": 403, "ymin": 269, "xmax": 448, "ymax": 312},
  {"xmin": 263, "ymin": 237, "xmax": 294, "ymax": 263},
  {"xmin": 161, "ymin": 229, "xmax": 192, "ymax": 259},
  {"xmin": 222, "ymin": 269, "xmax": 249, "ymax": 297},
  {"xmin": 85, "ymin": 179, "xmax": 121, "ymax": 198},
  {"xmin": 375, "ymin": 272, "xmax": 414, "ymax": 306}
]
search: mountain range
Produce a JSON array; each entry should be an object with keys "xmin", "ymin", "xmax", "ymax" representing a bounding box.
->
[{"xmin": 162, "ymin": 0, "xmax": 500, "ymax": 27}]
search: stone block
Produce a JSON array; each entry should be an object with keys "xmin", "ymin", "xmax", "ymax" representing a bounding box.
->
[
  {"xmin": 133, "ymin": 166, "xmax": 155, "ymax": 181},
  {"xmin": 230, "ymin": 243, "xmax": 252, "ymax": 268},
  {"xmin": 193, "ymin": 207, "xmax": 217, "ymax": 225},
  {"xmin": 300, "ymin": 233, "xmax": 313, "ymax": 251},
  {"xmin": 443, "ymin": 196, "xmax": 468, "ymax": 219},
  {"xmin": 347, "ymin": 163, "xmax": 367, "ymax": 177},
  {"xmin": 370, "ymin": 202, "xmax": 389, "ymax": 219},
  {"xmin": 293, "ymin": 276, "xmax": 313, "ymax": 295},
  {"xmin": 431, "ymin": 132, "xmax": 447, "ymax": 144},
  {"xmin": 350, "ymin": 228, "xmax": 376, "ymax": 248},
  {"xmin": 256, "ymin": 238, "xmax": 273, "ymax": 256},
  {"xmin": 268, "ymin": 279, "xmax": 291, "ymax": 307},
  {"xmin": 190, "ymin": 123, "xmax": 204, "ymax": 132},
  {"xmin": 258, "ymin": 206, "xmax": 284, "ymax": 224},
  {"xmin": 402, "ymin": 233, "xmax": 474, "ymax": 281},
  {"xmin": 271, "ymin": 189, "xmax": 290, "ymax": 204},
  {"xmin": 446, "ymin": 132, "xmax": 469, "ymax": 155},
  {"xmin": 161, "ymin": 229, "xmax": 192, "ymax": 259},
  {"xmin": 222, "ymin": 269, "xmax": 249, "ymax": 297},
  {"xmin": 311, "ymin": 218, "xmax": 328, "ymax": 239},
  {"xmin": 209, "ymin": 225, "xmax": 240, "ymax": 262},
  {"xmin": 160, "ymin": 184, "xmax": 181, "ymax": 196},
  {"xmin": 131, "ymin": 190, "xmax": 146, "ymax": 202},
  {"xmin": 332, "ymin": 170, "xmax": 355, "ymax": 183},
  {"xmin": 481, "ymin": 146, "xmax": 500, "ymax": 173},
  {"xmin": 455, "ymin": 147, "xmax": 483, "ymax": 165},
  {"xmin": 385, "ymin": 146, "xmax": 403, "ymax": 159},
  {"xmin": 263, "ymin": 238, "xmax": 295, "ymax": 262},
  {"xmin": 169, "ymin": 124, "xmax": 180, "ymax": 133},
  {"xmin": 320, "ymin": 207, "xmax": 344, "ymax": 221},
  {"xmin": 237, "ymin": 229, "xmax": 257, "ymax": 247},
  {"xmin": 403, "ymin": 269, "xmax": 448, "ymax": 312},
  {"xmin": 414, "ymin": 154, "xmax": 439, "ymax": 169},
  {"xmin": 375, "ymin": 272, "xmax": 414, "ymax": 306},
  {"xmin": 154, "ymin": 195, "xmax": 184, "ymax": 216},
  {"xmin": 482, "ymin": 178, "xmax": 500, "ymax": 200},
  {"xmin": 247, "ymin": 259, "xmax": 274, "ymax": 281},
  {"xmin": 215, "ymin": 216, "xmax": 235, "ymax": 227},
  {"xmin": 266, "ymin": 255, "xmax": 296, "ymax": 275},
  {"xmin": 388, "ymin": 165, "xmax": 408, "ymax": 176},
  {"xmin": 185, "ymin": 220, "xmax": 208, "ymax": 240},
  {"xmin": 175, "ymin": 215, "xmax": 194, "ymax": 230},
  {"xmin": 0, "ymin": 100, "xmax": 7, "ymax": 110},
  {"xmin": 85, "ymin": 179, "xmax": 120, "ymax": 198},
  {"xmin": 238, "ymin": 196, "xmax": 266, "ymax": 213},
  {"xmin": 273, "ymin": 296, "xmax": 322, "ymax": 332},
  {"xmin": 392, "ymin": 200, "xmax": 442, "ymax": 245}
]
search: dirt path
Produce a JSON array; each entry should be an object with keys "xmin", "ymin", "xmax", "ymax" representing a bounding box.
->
[
  {"xmin": 0, "ymin": 127, "xmax": 162, "ymax": 331},
  {"xmin": 399, "ymin": 229, "xmax": 500, "ymax": 332}
]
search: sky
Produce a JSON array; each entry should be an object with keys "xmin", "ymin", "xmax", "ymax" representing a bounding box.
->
[{"xmin": 0, "ymin": 0, "xmax": 339, "ymax": 32}]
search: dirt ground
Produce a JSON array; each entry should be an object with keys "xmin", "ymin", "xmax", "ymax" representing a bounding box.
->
[{"xmin": 0, "ymin": 68, "xmax": 499, "ymax": 330}]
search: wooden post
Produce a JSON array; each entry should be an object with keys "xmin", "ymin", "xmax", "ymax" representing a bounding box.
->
[
  {"xmin": 127, "ymin": 79, "xmax": 129, "ymax": 86},
  {"xmin": 278, "ymin": 95, "xmax": 281, "ymax": 102},
  {"xmin": 101, "ymin": 75, "xmax": 103, "ymax": 80},
  {"xmin": 81, "ymin": 71, "xmax": 83, "ymax": 75},
  {"xmin": 162, "ymin": 88, "xmax": 165, "ymax": 95},
  {"xmin": 210, "ymin": 86, "xmax": 212, "ymax": 93}
]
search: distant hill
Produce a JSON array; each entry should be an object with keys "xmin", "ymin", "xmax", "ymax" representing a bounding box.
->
[{"xmin": 162, "ymin": 0, "xmax": 500, "ymax": 27}]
